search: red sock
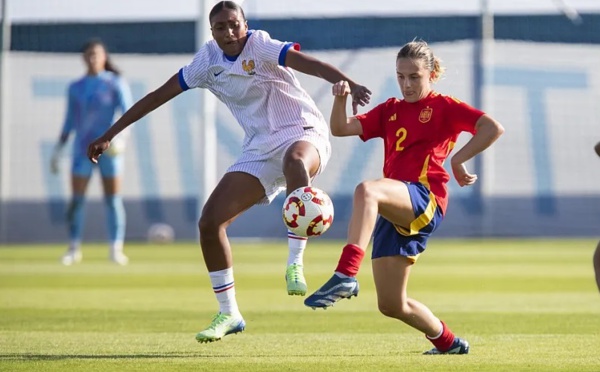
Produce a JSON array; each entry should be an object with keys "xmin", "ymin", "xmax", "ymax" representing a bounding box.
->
[
  {"xmin": 334, "ymin": 244, "xmax": 365, "ymax": 277},
  {"xmin": 426, "ymin": 321, "xmax": 456, "ymax": 351}
]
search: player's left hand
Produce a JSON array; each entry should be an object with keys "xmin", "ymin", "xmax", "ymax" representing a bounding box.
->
[
  {"xmin": 451, "ymin": 161, "xmax": 478, "ymax": 187},
  {"xmin": 350, "ymin": 84, "xmax": 371, "ymax": 115},
  {"xmin": 332, "ymin": 80, "xmax": 351, "ymax": 96}
]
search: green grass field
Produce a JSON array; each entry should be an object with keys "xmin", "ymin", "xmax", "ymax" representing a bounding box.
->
[{"xmin": 1, "ymin": 239, "xmax": 599, "ymax": 371}]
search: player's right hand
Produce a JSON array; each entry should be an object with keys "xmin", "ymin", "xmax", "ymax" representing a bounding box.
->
[
  {"xmin": 49, "ymin": 143, "xmax": 63, "ymax": 175},
  {"xmin": 332, "ymin": 81, "xmax": 351, "ymax": 97},
  {"xmin": 87, "ymin": 136, "xmax": 111, "ymax": 164}
]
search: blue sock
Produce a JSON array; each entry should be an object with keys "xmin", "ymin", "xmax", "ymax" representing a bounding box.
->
[
  {"xmin": 105, "ymin": 195, "xmax": 126, "ymax": 244},
  {"xmin": 67, "ymin": 194, "xmax": 85, "ymax": 242}
]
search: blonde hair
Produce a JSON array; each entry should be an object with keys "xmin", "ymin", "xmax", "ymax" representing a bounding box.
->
[{"xmin": 396, "ymin": 40, "xmax": 445, "ymax": 82}]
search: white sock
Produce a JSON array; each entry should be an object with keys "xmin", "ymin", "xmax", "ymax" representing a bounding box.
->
[
  {"xmin": 287, "ymin": 230, "xmax": 307, "ymax": 266},
  {"xmin": 209, "ymin": 268, "xmax": 240, "ymax": 317},
  {"xmin": 110, "ymin": 240, "xmax": 124, "ymax": 256},
  {"xmin": 427, "ymin": 321, "xmax": 444, "ymax": 340},
  {"xmin": 69, "ymin": 239, "xmax": 81, "ymax": 253}
]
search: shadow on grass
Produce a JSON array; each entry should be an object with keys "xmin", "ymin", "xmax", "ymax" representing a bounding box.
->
[
  {"xmin": 0, "ymin": 353, "xmax": 229, "ymax": 360},
  {"xmin": 1, "ymin": 353, "xmax": 394, "ymax": 360}
]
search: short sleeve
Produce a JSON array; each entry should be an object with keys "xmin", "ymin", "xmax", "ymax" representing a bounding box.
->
[
  {"xmin": 446, "ymin": 96, "xmax": 485, "ymax": 135},
  {"xmin": 179, "ymin": 43, "xmax": 210, "ymax": 90},
  {"xmin": 356, "ymin": 101, "xmax": 389, "ymax": 141},
  {"xmin": 251, "ymin": 30, "xmax": 300, "ymax": 66}
]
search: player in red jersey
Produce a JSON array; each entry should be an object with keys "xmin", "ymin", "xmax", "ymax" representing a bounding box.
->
[
  {"xmin": 594, "ymin": 142, "xmax": 600, "ymax": 293},
  {"xmin": 305, "ymin": 40, "xmax": 504, "ymax": 354}
]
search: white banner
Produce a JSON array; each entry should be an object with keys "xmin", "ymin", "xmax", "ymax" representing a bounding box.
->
[{"xmin": 6, "ymin": 40, "xmax": 600, "ymax": 204}]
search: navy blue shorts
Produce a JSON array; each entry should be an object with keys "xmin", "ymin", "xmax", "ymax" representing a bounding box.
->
[{"xmin": 371, "ymin": 182, "xmax": 444, "ymax": 263}]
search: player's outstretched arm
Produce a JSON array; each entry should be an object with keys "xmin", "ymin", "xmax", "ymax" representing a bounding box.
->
[
  {"xmin": 284, "ymin": 49, "xmax": 371, "ymax": 115},
  {"xmin": 450, "ymin": 114, "xmax": 504, "ymax": 187},
  {"xmin": 330, "ymin": 81, "xmax": 363, "ymax": 137},
  {"xmin": 87, "ymin": 74, "xmax": 183, "ymax": 163}
]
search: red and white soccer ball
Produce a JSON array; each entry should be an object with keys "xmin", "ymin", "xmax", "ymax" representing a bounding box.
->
[{"xmin": 282, "ymin": 186, "xmax": 334, "ymax": 238}]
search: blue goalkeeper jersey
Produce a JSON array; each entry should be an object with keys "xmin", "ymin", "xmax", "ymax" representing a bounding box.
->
[{"xmin": 61, "ymin": 71, "xmax": 132, "ymax": 155}]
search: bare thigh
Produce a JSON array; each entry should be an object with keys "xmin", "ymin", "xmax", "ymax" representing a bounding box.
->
[
  {"xmin": 201, "ymin": 172, "xmax": 267, "ymax": 224},
  {"xmin": 365, "ymin": 178, "xmax": 416, "ymax": 229},
  {"xmin": 198, "ymin": 172, "xmax": 267, "ymax": 271},
  {"xmin": 283, "ymin": 140, "xmax": 321, "ymax": 194},
  {"xmin": 347, "ymin": 178, "xmax": 416, "ymax": 248}
]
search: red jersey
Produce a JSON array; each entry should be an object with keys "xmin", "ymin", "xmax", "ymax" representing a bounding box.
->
[{"xmin": 356, "ymin": 91, "xmax": 484, "ymax": 214}]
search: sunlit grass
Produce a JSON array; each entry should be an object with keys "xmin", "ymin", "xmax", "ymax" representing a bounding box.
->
[{"xmin": 1, "ymin": 239, "xmax": 599, "ymax": 371}]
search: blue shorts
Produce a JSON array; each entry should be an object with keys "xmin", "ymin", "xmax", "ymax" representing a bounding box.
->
[
  {"xmin": 72, "ymin": 152, "xmax": 123, "ymax": 178},
  {"xmin": 372, "ymin": 182, "xmax": 444, "ymax": 263}
]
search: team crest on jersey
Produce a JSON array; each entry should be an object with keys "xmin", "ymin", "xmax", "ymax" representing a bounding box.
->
[
  {"xmin": 419, "ymin": 107, "xmax": 433, "ymax": 123},
  {"xmin": 242, "ymin": 59, "xmax": 256, "ymax": 75}
]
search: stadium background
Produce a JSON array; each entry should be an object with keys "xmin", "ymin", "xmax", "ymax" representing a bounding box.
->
[{"xmin": 0, "ymin": 0, "xmax": 599, "ymax": 243}]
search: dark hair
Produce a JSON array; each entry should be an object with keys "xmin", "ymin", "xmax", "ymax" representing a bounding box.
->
[
  {"xmin": 209, "ymin": 1, "xmax": 246, "ymax": 23},
  {"xmin": 397, "ymin": 40, "xmax": 445, "ymax": 82},
  {"xmin": 81, "ymin": 38, "xmax": 120, "ymax": 75}
]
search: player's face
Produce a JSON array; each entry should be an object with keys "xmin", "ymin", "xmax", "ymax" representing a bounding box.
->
[
  {"xmin": 396, "ymin": 58, "xmax": 432, "ymax": 103},
  {"xmin": 83, "ymin": 45, "xmax": 107, "ymax": 74},
  {"xmin": 210, "ymin": 9, "xmax": 248, "ymax": 57}
]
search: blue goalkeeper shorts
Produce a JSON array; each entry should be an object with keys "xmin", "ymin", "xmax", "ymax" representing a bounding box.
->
[{"xmin": 72, "ymin": 152, "xmax": 123, "ymax": 178}]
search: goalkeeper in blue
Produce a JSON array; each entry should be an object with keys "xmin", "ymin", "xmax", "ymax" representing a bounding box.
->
[{"xmin": 50, "ymin": 39, "xmax": 132, "ymax": 266}]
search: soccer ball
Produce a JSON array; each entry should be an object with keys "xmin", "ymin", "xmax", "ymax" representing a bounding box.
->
[
  {"xmin": 282, "ymin": 186, "xmax": 334, "ymax": 237},
  {"xmin": 147, "ymin": 223, "xmax": 175, "ymax": 244}
]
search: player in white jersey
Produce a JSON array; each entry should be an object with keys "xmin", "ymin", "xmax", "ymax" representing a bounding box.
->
[{"xmin": 87, "ymin": 1, "xmax": 371, "ymax": 342}]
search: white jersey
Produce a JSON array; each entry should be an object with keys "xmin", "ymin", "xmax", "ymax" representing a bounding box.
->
[{"xmin": 178, "ymin": 30, "xmax": 329, "ymax": 155}]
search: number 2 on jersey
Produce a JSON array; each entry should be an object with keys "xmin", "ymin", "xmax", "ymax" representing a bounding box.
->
[{"xmin": 395, "ymin": 127, "xmax": 407, "ymax": 151}]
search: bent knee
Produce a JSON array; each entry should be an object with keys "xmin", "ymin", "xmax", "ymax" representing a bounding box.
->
[
  {"xmin": 198, "ymin": 213, "xmax": 228, "ymax": 237},
  {"xmin": 354, "ymin": 181, "xmax": 378, "ymax": 201}
]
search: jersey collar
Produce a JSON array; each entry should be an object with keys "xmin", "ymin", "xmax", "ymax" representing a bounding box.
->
[{"xmin": 223, "ymin": 30, "xmax": 254, "ymax": 62}]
